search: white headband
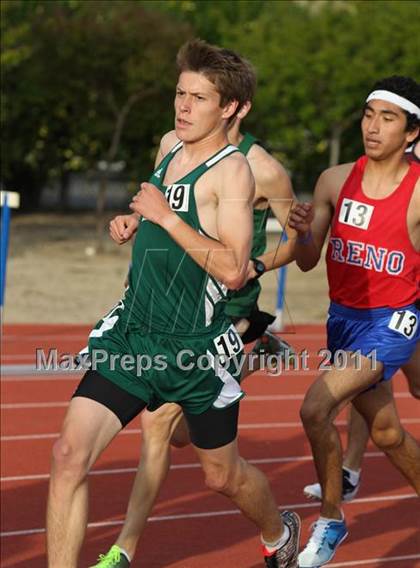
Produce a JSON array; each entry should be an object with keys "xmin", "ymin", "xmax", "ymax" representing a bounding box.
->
[{"xmin": 366, "ymin": 90, "xmax": 420, "ymax": 118}]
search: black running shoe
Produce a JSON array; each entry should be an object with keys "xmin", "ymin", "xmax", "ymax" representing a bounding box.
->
[
  {"xmin": 253, "ymin": 331, "xmax": 294, "ymax": 360},
  {"xmin": 303, "ymin": 467, "xmax": 360, "ymax": 502}
]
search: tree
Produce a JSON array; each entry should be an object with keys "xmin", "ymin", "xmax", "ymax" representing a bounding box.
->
[
  {"xmin": 221, "ymin": 0, "xmax": 420, "ymax": 189},
  {"xmin": 150, "ymin": 0, "xmax": 419, "ymax": 191},
  {"xmin": 3, "ymin": 0, "xmax": 419, "ymax": 212},
  {"xmin": 1, "ymin": 1, "xmax": 50, "ymax": 208},
  {"xmin": 1, "ymin": 0, "xmax": 191, "ymax": 223}
]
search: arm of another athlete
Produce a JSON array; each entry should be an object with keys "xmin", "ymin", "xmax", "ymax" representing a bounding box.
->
[
  {"xmin": 109, "ymin": 131, "xmax": 179, "ymax": 244},
  {"xmin": 251, "ymin": 151, "xmax": 297, "ymax": 271},
  {"xmin": 130, "ymin": 153, "xmax": 255, "ymax": 290},
  {"xmin": 289, "ymin": 167, "xmax": 337, "ymax": 271}
]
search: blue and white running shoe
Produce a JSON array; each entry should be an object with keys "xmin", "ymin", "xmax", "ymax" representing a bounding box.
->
[{"xmin": 298, "ymin": 517, "xmax": 348, "ymax": 567}]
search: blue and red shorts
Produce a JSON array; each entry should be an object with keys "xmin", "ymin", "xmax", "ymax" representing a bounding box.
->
[{"xmin": 327, "ymin": 301, "xmax": 419, "ymax": 380}]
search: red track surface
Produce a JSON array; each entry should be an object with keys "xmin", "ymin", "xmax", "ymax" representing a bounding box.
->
[{"xmin": 1, "ymin": 324, "xmax": 419, "ymax": 567}]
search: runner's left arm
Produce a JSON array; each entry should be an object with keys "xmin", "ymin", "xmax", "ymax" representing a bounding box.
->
[{"xmin": 251, "ymin": 158, "xmax": 297, "ymax": 274}]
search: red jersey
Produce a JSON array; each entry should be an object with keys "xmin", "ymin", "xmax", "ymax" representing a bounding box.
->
[{"xmin": 326, "ymin": 156, "xmax": 420, "ymax": 309}]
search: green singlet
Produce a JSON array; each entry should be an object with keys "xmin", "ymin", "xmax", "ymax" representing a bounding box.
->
[
  {"xmin": 225, "ymin": 132, "xmax": 269, "ymax": 319},
  {"xmin": 88, "ymin": 143, "xmax": 246, "ymax": 414}
]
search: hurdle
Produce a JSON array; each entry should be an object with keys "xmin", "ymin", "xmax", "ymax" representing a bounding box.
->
[{"xmin": 1, "ymin": 190, "xmax": 20, "ymax": 317}]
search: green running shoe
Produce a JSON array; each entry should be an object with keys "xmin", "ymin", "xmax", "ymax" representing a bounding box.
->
[{"xmin": 90, "ymin": 545, "xmax": 130, "ymax": 567}]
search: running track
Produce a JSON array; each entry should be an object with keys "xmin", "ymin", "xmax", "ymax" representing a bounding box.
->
[{"xmin": 1, "ymin": 324, "xmax": 419, "ymax": 567}]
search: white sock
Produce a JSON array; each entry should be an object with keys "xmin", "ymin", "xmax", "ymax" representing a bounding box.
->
[
  {"xmin": 117, "ymin": 546, "xmax": 131, "ymax": 562},
  {"xmin": 319, "ymin": 512, "xmax": 345, "ymax": 523},
  {"xmin": 262, "ymin": 524, "xmax": 290, "ymax": 552},
  {"xmin": 343, "ymin": 465, "xmax": 361, "ymax": 485}
]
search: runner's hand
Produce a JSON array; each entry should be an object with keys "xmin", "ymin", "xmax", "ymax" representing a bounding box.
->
[
  {"xmin": 130, "ymin": 182, "xmax": 175, "ymax": 227},
  {"xmin": 289, "ymin": 202, "xmax": 314, "ymax": 236},
  {"xmin": 109, "ymin": 214, "xmax": 139, "ymax": 245}
]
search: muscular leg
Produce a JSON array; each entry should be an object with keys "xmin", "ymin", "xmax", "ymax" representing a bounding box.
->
[
  {"xmin": 344, "ymin": 341, "xmax": 419, "ymax": 471},
  {"xmin": 352, "ymin": 381, "xmax": 420, "ymax": 493},
  {"xmin": 300, "ymin": 355, "xmax": 384, "ymax": 519},
  {"xmin": 47, "ymin": 397, "xmax": 124, "ymax": 568},
  {"xmin": 114, "ymin": 404, "xmax": 185, "ymax": 559},
  {"xmin": 306, "ymin": 344, "xmax": 419, "ymax": 502},
  {"xmin": 194, "ymin": 438, "xmax": 283, "ymax": 542}
]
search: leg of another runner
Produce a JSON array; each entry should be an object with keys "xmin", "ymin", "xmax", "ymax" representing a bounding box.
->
[
  {"xmin": 353, "ymin": 380, "xmax": 420, "ymax": 493},
  {"xmin": 343, "ymin": 404, "xmax": 369, "ymax": 472},
  {"xmin": 402, "ymin": 341, "xmax": 420, "ymax": 400},
  {"xmin": 114, "ymin": 404, "xmax": 185, "ymax": 559}
]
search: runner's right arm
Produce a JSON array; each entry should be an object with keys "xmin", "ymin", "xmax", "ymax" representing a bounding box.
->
[
  {"xmin": 109, "ymin": 131, "xmax": 178, "ymax": 244},
  {"xmin": 289, "ymin": 168, "xmax": 335, "ymax": 271}
]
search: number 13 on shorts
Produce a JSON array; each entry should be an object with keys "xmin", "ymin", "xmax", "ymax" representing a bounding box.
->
[{"xmin": 388, "ymin": 309, "xmax": 418, "ymax": 339}]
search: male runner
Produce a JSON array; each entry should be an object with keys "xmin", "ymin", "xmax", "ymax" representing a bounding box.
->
[
  {"xmin": 47, "ymin": 40, "xmax": 300, "ymax": 568},
  {"xmin": 92, "ymin": 96, "xmax": 297, "ymax": 566},
  {"xmin": 303, "ymin": 136, "xmax": 420, "ymax": 504},
  {"xmin": 289, "ymin": 75, "xmax": 420, "ymax": 567}
]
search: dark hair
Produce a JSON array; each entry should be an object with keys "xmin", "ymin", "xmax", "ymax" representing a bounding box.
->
[
  {"xmin": 176, "ymin": 39, "xmax": 256, "ymax": 114},
  {"xmin": 368, "ymin": 75, "xmax": 420, "ymax": 133}
]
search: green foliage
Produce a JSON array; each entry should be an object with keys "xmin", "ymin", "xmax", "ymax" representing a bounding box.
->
[
  {"xmin": 1, "ymin": 0, "xmax": 190, "ymax": 207},
  {"xmin": 207, "ymin": 0, "xmax": 420, "ymax": 190},
  {"xmin": 2, "ymin": 0, "xmax": 420, "ymax": 207}
]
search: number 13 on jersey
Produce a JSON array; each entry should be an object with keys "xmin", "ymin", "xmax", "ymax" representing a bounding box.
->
[{"xmin": 338, "ymin": 198, "xmax": 374, "ymax": 230}]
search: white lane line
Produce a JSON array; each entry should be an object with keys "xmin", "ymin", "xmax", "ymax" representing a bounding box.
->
[
  {"xmin": 1, "ymin": 451, "xmax": 386, "ymax": 483},
  {"xmin": 2, "ymin": 334, "xmax": 91, "ymax": 342},
  {"xmin": 3, "ymin": 418, "xmax": 420, "ymax": 442},
  {"xmin": 2, "ymin": 432, "xmax": 62, "ymax": 441},
  {"xmin": 1, "ymin": 392, "xmax": 412, "ymax": 410},
  {"xmin": 328, "ymin": 554, "xmax": 420, "ymax": 567},
  {"xmin": 0, "ymin": 493, "xmax": 416, "ymax": 538},
  {"xmin": 0, "ymin": 420, "xmax": 342, "ymax": 441},
  {"xmin": 1, "ymin": 348, "xmax": 327, "ymax": 364},
  {"xmin": 1, "ymin": 365, "xmax": 407, "ymax": 381},
  {"xmin": 1, "ymin": 365, "xmax": 85, "ymax": 377},
  {"xmin": 2, "ymin": 402, "xmax": 69, "ymax": 409},
  {"xmin": 1, "ymin": 373, "xmax": 83, "ymax": 381},
  {"xmin": 2, "ymin": 354, "xmax": 36, "ymax": 361},
  {"xmin": 2, "ymin": 369, "xmax": 321, "ymax": 380},
  {"xmin": 2, "ymin": 360, "xmax": 407, "ymax": 380},
  {"xmin": 2, "ymin": 368, "xmax": 398, "ymax": 381}
]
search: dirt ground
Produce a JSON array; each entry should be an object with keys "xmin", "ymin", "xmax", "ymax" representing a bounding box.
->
[{"xmin": 4, "ymin": 213, "xmax": 329, "ymax": 325}]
